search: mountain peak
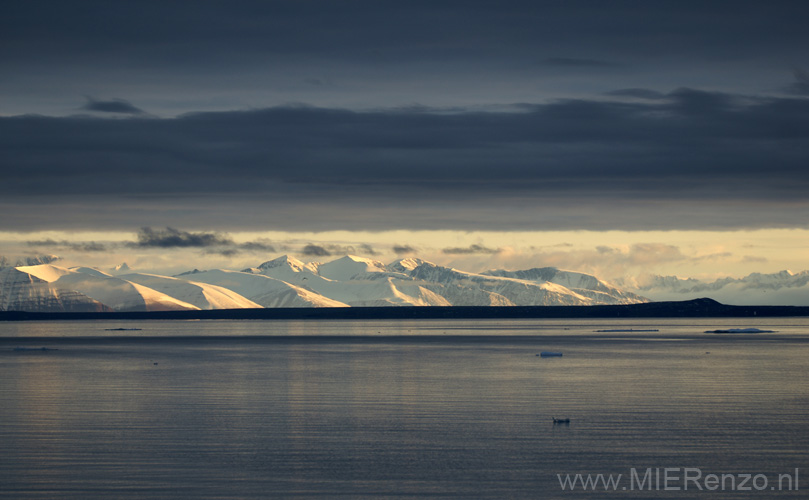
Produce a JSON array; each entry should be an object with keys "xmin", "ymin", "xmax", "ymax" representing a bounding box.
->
[
  {"xmin": 337, "ymin": 254, "xmax": 386, "ymax": 267},
  {"xmin": 316, "ymin": 255, "xmax": 388, "ymax": 281},
  {"xmin": 15, "ymin": 263, "xmax": 74, "ymax": 283},
  {"xmin": 389, "ymin": 257, "xmax": 427, "ymax": 272},
  {"xmin": 113, "ymin": 262, "xmax": 131, "ymax": 273},
  {"xmin": 254, "ymin": 255, "xmax": 309, "ymax": 273}
]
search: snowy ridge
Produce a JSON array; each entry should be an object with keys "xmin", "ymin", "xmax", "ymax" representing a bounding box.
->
[
  {"xmin": 184, "ymin": 269, "xmax": 348, "ymax": 308},
  {"xmin": 1, "ymin": 256, "xmax": 648, "ymax": 312},
  {"xmin": 246, "ymin": 255, "xmax": 640, "ymax": 307},
  {"xmin": 407, "ymin": 262, "xmax": 592, "ymax": 306},
  {"xmin": 485, "ymin": 267, "xmax": 647, "ymax": 305},
  {"xmin": 244, "ymin": 255, "xmax": 430, "ymax": 306}
]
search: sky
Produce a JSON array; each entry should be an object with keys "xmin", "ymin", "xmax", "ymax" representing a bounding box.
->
[{"xmin": 2, "ymin": 1, "xmax": 808, "ymax": 285}]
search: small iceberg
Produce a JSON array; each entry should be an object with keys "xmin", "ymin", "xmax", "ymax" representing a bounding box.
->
[
  {"xmin": 704, "ymin": 328, "xmax": 776, "ymax": 334},
  {"xmin": 538, "ymin": 351, "xmax": 563, "ymax": 357}
]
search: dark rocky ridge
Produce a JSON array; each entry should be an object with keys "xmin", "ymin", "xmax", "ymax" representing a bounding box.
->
[{"xmin": 2, "ymin": 298, "xmax": 808, "ymax": 321}]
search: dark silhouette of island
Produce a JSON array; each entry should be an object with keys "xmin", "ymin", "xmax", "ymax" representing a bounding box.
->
[{"xmin": 1, "ymin": 298, "xmax": 807, "ymax": 321}]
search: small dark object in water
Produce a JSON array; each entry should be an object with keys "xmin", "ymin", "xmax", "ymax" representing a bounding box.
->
[
  {"xmin": 539, "ymin": 351, "xmax": 563, "ymax": 357},
  {"xmin": 704, "ymin": 328, "xmax": 774, "ymax": 334},
  {"xmin": 13, "ymin": 347, "xmax": 57, "ymax": 352},
  {"xmin": 105, "ymin": 328, "xmax": 142, "ymax": 331},
  {"xmin": 553, "ymin": 417, "xmax": 571, "ymax": 424},
  {"xmin": 595, "ymin": 329, "xmax": 659, "ymax": 332}
]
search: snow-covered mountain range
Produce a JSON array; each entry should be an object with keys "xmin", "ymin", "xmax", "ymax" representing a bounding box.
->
[{"xmin": 0, "ymin": 255, "xmax": 648, "ymax": 312}]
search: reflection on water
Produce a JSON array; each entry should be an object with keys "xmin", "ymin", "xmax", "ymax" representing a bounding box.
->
[{"xmin": 1, "ymin": 319, "xmax": 808, "ymax": 498}]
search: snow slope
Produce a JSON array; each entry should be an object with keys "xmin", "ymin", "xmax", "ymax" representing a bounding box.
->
[
  {"xmin": 0, "ymin": 267, "xmax": 110, "ymax": 312},
  {"xmin": 15, "ymin": 265, "xmax": 199, "ymax": 311},
  {"xmin": 181, "ymin": 269, "xmax": 348, "ymax": 308},
  {"xmin": 120, "ymin": 273, "xmax": 261, "ymax": 310},
  {"xmin": 316, "ymin": 255, "xmax": 392, "ymax": 281}
]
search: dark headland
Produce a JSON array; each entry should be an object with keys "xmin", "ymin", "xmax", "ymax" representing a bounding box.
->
[{"xmin": 1, "ymin": 298, "xmax": 808, "ymax": 321}]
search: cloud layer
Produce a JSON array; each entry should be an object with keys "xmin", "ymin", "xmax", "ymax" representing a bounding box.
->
[
  {"xmin": 2, "ymin": 89, "xmax": 808, "ymax": 232},
  {"xmin": 2, "ymin": 2, "xmax": 808, "ymax": 236}
]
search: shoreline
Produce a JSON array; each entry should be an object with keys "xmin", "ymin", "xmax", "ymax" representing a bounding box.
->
[{"xmin": 2, "ymin": 298, "xmax": 809, "ymax": 321}]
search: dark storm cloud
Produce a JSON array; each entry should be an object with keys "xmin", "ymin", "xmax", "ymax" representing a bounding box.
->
[
  {"xmin": 393, "ymin": 245, "xmax": 417, "ymax": 255},
  {"xmin": 203, "ymin": 247, "xmax": 240, "ymax": 258},
  {"xmin": 1, "ymin": 87, "xmax": 809, "ymax": 231},
  {"xmin": 131, "ymin": 227, "xmax": 233, "ymax": 248},
  {"xmin": 82, "ymin": 97, "xmax": 144, "ymax": 114},
  {"xmin": 26, "ymin": 238, "xmax": 64, "ymax": 247},
  {"xmin": 356, "ymin": 244, "xmax": 379, "ymax": 256},
  {"xmin": 302, "ymin": 244, "xmax": 331, "ymax": 257},
  {"xmin": 238, "ymin": 241, "xmax": 276, "ymax": 253},
  {"xmin": 443, "ymin": 244, "xmax": 501, "ymax": 255}
]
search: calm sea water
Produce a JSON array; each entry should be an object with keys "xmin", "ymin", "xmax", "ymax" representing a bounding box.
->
[{"xmin": 1, "ymin": 318, "xmax": 808, "ymax": 499}]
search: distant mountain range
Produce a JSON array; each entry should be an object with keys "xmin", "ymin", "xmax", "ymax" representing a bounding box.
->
[
  {"xmin": 616, "ymin": 270, "xmax": 809, "ymax": 306},
  {"xmin": 0, "ymin": 255, "xmax": 648, "ymax": 313}
]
